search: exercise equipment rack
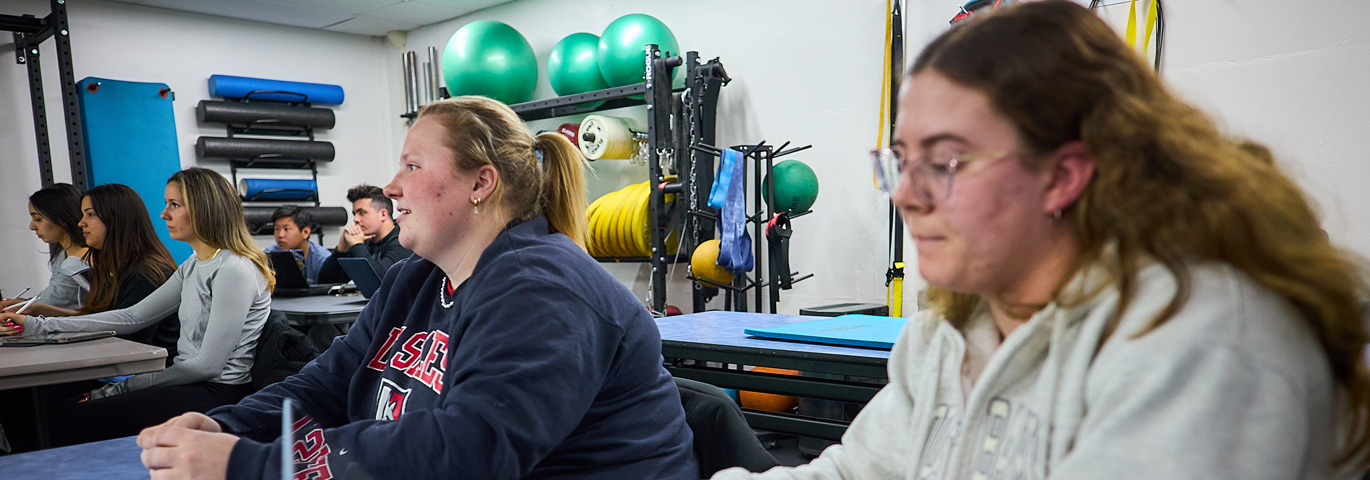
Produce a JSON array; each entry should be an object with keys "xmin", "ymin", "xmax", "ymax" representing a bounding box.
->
[
  {"xmin": 505, "ymin": 45, "xmax": 730, "ymax": 315},
  {"xmin": 4, "ymin": 0, "xmax": 85, "ymax": 190}
]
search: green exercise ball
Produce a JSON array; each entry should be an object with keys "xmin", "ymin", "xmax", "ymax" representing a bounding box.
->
[
  {"xmin": 442, "ymin": 20, "xmax": 537, "ymax": 105},
  {"xmin": 548, "ymin": 32, "xmax": 608, "ymax": 108},
  {"xmin": 763, "ymin": 160, "xmax": 820, "ymax": 213},
  {"xmin": 598, "ymin": 14, "xmax": 681, "ymax": 88}
]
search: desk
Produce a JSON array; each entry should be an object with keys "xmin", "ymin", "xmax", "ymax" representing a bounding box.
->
[
  {"xmin": 272, "ymin": 294, "xmax": 369, "ymax": 326},
  {"xmin": 0, "ymin": 337, "xmax": 167, "ymax": 390},
  {"xmin": 657, "ymin": 311, "xmax": 892, "ymax": 442},
  {"xmin": 0, "ymin": 436, "xmax": 144, "ymax": 479}
]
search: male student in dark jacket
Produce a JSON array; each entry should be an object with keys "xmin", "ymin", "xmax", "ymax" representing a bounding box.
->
[{"xmin": 317, "ymin": 185, "xmax": 412, "ymax": 282}]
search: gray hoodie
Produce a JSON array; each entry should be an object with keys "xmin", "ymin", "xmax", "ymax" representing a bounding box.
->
[{"xmin": 715, "ymin": 261, "xmax": 1343, "ymax": 479}]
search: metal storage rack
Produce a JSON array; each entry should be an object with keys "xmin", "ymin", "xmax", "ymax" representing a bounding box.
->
[{"xmin": 4, "ymin": 0, "xmax": 86, "ymax": 190}]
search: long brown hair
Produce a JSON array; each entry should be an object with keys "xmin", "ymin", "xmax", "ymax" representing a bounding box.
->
[
  {"xmin": 415, "ymin": 96, "xmax": 590, "ymax": 249},
  {"xmin": 915, "ymin": 0, "xmax": 1370, "ymax": 464},
  {"xmin": 82, "ymin": 184, "xmax": 177, "ymax": 314},
  {"xmin": 168, "ymin": 167, "xmax": 276, "ymax": 291}
]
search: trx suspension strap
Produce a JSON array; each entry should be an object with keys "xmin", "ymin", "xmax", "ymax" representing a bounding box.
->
[{"xmin": 884, "ymin": 0, "xmax": 906, "ymax": 316}]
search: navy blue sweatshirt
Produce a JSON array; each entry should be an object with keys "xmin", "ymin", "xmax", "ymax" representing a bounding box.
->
[{"xmin": 208, "ymin": 217, "xmax": 697, "ymax": 480}]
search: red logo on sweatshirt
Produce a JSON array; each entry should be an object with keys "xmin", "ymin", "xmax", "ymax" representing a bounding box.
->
[
  {"xmin": 366, "ymin": 327, "xmax": 450, "ymax": 394},
  {"xmin": 291, "ymin": 416, "xmax": 333, "ymax": 480}
]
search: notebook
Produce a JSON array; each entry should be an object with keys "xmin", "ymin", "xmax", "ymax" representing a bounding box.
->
[
  {"xmin": 743, "ymin": 315, "xmax": 908, "ymax": 350},
  {"xmin": 0, "ymin": 331, "xmax": 116, "ymax": 347}
]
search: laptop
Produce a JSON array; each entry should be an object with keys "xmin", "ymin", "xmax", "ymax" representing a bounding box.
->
[
  {"xmin": 743, "ymin": 315, "xmax": 908, "ymax": 350},
  {"xmin": 0, "ymin": 331, "xmax": 116, "ymax": 347},
  {"xmin": 268, "ymin": 251, "xmax": 336, "ymax": 297},
  {"xmin": 337, "ymin": 257, "xmax": 382, "ymax": 299}
]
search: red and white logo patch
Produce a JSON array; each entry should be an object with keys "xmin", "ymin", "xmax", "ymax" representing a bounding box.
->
[{"xmin": 375, "ymin": 377, "xmax": 411, "ymax": 421}]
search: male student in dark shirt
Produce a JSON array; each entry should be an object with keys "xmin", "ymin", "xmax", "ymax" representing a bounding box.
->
[{"xmin": 317, "ymin": 185, "xmax": 412, "ymax": 283}]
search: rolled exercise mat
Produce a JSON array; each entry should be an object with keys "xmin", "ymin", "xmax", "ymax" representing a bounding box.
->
[
  {"xmin": 197, "ymin": 137, "xmax": 335, "ymax": 163},
  {"xmin": 578, "ymin": 115, "xmax": 638, "ymax": 161},
  {"xmin": 197, "ymin": 100, "xmax": 335, "ymax": 130},
  {"xmin": 244, "ymin": 206, "xmax": 348, "ymax": 233},
  {"xmin": 238, "ymin": 178, "xmax": 318, "ymax": 201},
  {"xmin": 208, "ymin": 74, "xmax": 345, "ymax": 105}
]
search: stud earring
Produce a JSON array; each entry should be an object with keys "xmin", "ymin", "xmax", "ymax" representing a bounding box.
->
[{"xmin": 1053, "ymin": 209, "xmax": 1062, "ymax": 219}]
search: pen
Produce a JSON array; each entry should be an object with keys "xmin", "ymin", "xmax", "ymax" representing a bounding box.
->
[
  {"xmin": 3, "ymin": 286, "xmax": 32, "ymax": 302},
  {"xmin": 14, "ymin": 296, "xmax": 40, "ymax": 315}
]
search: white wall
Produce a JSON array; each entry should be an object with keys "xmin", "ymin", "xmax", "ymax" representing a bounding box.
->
[
  {"xmin": 403, "ymin": 0, "xmax": 898, "ymax": 314},
  {"xmin": 0, "ymin": 0, "xmax": 402, "ymax": 292}
]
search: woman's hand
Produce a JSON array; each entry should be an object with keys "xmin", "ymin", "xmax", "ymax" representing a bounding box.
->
[
  {"xmin": 0, "ymin": 313, "xmax": 27, "ymax": 336},
  {"xmin": 138, "ymin": 415, "xmax": 237, "ymax": 480},
  {"xmin": 0, "ymin": 298, "xmax": 22, "ymax": 311}
]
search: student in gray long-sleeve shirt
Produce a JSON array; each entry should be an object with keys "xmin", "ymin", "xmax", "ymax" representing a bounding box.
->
[{"xmin": 1, "ymin": 167, "xmax": 276, "ymax": 446}]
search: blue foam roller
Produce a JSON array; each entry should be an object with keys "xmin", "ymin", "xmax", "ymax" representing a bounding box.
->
[
  {"xmin": 208, "ymin": 74, "xmax": 345, "ymax": 105},
  {"xmin": 238, "ymin": 178, "xmax": 318, "ymax": 201}
]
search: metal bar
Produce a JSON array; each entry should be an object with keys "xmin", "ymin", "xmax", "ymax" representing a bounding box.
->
[
  {"xmin": 49, "ymin": 0, "xmax": 86, "ymax": 190},
  {"xmin": 0, "ymin": 13, "xmax": 44, "ymax": 34},
  {"xmin": 645, "ymin": 44, "xmax": 667, "ymax": 314},
  {"xmin": 20, "ymin": 34, "xmax": 54, "ymax": 187},
  {"xmin": 407, "ymin": 51, "xmax": 419, "ymax": 112},
  {"xmin": 663, "ymin": 344, "xmax": 889, "ymax": 378},
  {"xmin": 510, "ymin": 84, "xmax": 648, "ymax": 118},
  {"xmin": 666, "ymin": 365, "xmax": 882, "ymax": 403},
  {"xmin": 741, "ymin": 410, "xmax": 849, "ymax": 442}
]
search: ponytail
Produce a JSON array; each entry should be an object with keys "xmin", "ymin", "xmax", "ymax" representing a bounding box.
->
[{"xmin": 535, "ymin": 132, "xmax": 590, "ymax": 250}]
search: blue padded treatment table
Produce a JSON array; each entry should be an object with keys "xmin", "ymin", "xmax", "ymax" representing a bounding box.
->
[
  {"xmin": 0, "ymin": 436, "xmax": 145, "ymax": 479},
  {"xmin": 77, "ymin": 77, "xmax": 192, "ymax": 262},
  {"xmin": 209, "ymin": 74, "xmax": 345, "ymax": 105}
]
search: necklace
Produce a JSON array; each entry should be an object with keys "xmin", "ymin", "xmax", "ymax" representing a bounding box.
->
[{"xmin": 439, "ymin": 276, "xmax": 454, "ymax": 309}]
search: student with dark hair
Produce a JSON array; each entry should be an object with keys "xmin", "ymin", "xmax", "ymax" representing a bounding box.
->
[
  {"xmin": 317, "ymin": 184, "xmax": 412, "ymax": 283},
  {"xmin": 264, "ymin": 205, "xmax": 331, "ymax": 284},
  {"xmin": 0, "ymin": 169, "xmax": 275, "ymax": 446},
  {"xmin": 1, "ymin": 183, "xmax": 91, "ymax": 312},
  {"xmin": 136, "ymin": 96, "xmax": 697, "ymax": 480}
]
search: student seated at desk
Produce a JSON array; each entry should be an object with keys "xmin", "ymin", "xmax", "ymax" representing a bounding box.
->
[
  {"xmin": 264, "ymin": 205, "xmax": 331, "ymax": 284},
  {"xmin": 1, "ymin": 183, "xmax": 91, "ymax": 312},
  {"xmin": 0, "ymin": 168, "xmax": 274, "ymax": 446},
  {"xmin": 710, "ymin": 3, "xmax": 1370, "ymax": 479},
  {"xmin": 316, "ymin": 184, "xmax": 412, "ymax": 283},
  {"xmin": 135, "ymin": 96, "xmax": 698, "ymax": 480},
  {"xmin": 10, "ymin": 184, "xmax": 182, "ymax": 357}
]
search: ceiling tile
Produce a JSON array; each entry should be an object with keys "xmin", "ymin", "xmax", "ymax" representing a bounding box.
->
[
  {"xmin": 323, "ymin": 15, "xmax": 420, "ymax": 36},
  {"xmin": 135, "ymin": 0, "xmax": 356, "ymax": 29},
  {"xmin": 361, "ymin": 1, "xmax": 470, "ymax": 26},
  {"xmin": 276, "ymin": 0, "xmax": 402, "ymax": 16},
  {"xmin": 413, "ymin": 0, "xmax": 511, "ymax": 12}
]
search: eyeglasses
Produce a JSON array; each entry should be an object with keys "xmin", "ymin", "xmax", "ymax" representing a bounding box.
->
[{"xmin": 870, "ymin": 148, "xmax": 1010, "ymax": 204}]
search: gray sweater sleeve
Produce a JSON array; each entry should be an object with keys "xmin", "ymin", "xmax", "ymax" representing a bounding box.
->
[
  {"xmin": 36, "ymin": 256, "xmax": 90, "ymax": 311},
  {"xmin": 100, "ymin": 258, "xmax": 264, "ymax": 397},
  {"xmin": 27, "ymin": 268, "xmax": 182, "ymax": 336}
]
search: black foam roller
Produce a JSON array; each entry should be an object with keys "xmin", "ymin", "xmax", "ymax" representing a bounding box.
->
[
  {"xmin": 244, "ymin": 206, "xmax": 349, "ymax": 233},
  {"xmin": 197, "ymin": 137, "xmax": 335, "ymax": 162},
  {"xmin": 197, "ymin": 100, "xmax": 335, "ymax": 130}
]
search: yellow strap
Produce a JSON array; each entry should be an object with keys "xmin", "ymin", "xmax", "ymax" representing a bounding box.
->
[
  {"xmin": 1142, "ymin": 0, "xmax": 1159, "ymax": 56},
  {"xmin": 887, "ymin": 261, "xmax": 904, "ymax": 316},
  {"xmin": 874, "ymin": 0, "xmax": 892, "ymax": 189},
  {"xmin": 1125, "ymin": 0, "xmax": 1138, "ymax": 49}
]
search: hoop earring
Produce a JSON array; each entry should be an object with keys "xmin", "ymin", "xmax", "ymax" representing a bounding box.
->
[{"xmin": 472, "ymin": 197, "xmax": 481, "ymax": 214}]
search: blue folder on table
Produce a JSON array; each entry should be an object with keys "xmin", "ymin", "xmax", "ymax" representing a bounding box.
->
[{"xmin": 743, "ymin": 314, "xmax": 908, "ymax": 350}]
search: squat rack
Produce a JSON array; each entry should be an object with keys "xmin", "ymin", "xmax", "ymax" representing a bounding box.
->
[{"xmin": 3, "ymin": 0, "xmax": 85, "ymax": 190}]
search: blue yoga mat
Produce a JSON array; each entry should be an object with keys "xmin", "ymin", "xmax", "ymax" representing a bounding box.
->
[
  {"xmin": 0, "ymin": 436, "xmax": 144, "ymax": 479},
  {"xmin": 744, "ymin": 314, "xmax": 908, "ymax": 350},
  {"xmin": 239, "ymin": 178, "xmax": 318, "ymax": 201},
  {"xmin": 77, "ymin": 77, "xmax": 192, "ymax": 262},
  {"xmin": 208, "ymin": 74, "xmax": 345, "ymax": 105}
]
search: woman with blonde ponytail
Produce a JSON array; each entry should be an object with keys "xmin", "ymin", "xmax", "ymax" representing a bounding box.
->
[
  {"xmin": 134, "ymin": 96, "xmax": 698, "ymax": 480},
  {"xmin": 1, "ymin": 167, "xmax": 273, "ymax": 447}
]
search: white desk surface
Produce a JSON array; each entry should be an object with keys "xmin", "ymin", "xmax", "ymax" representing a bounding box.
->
[{"xmin": 0, "ymin": 337, "xmax": 167, "ymax": 390}]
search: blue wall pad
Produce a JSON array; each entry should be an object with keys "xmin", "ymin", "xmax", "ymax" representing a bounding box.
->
[
  {"xmin": 239, "ymin": 178, "xmax": 317, "ymax": 201},
  {"xmin": 77, "ymin": 77, "xmax": 192, "ymax": 262},
  {"xmin": 208, "ymin": 74, "xmax": 345, "ymax": 105}
]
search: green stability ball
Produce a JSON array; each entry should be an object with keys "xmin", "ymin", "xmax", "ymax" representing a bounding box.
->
[
  {"xmin": 442, "ymin": 20, "xmax": 537, "ymax": 105},
  {"xmin": 598, "ymin": 13, "xmax": 681, "ymax": 88},
  {"xmin": 548, "ymin": 32, "xmax": 608, "ymax": 108},
  {"xmin": 763, "ymin": 160, "xmax": 820, "ymax": 213}
]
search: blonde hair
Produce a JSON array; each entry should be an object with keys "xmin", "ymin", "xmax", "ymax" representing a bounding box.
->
[
  {"xmin": 168, "ymin": 167, "xmax": 276, "ymax": 292},
  {"xmin": 915, "ymin": 1, "xmax": 1370, "ymax": 464},
  {"xmin": 415, "ymin": 96, "xmax": 589, "ymax": 249}
]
